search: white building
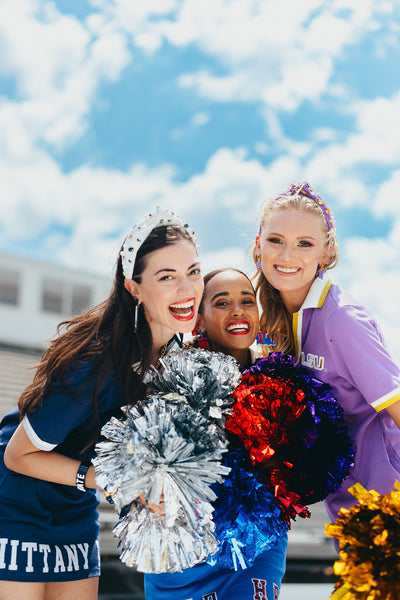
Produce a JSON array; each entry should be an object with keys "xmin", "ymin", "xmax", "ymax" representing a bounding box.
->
[
  {"xmin": 0, "ymin": 252, "xmax": 110, "ymax": 352},
  {"xmin": 0, "ymin": 253, "xmax": 111, "ymax": 420}
]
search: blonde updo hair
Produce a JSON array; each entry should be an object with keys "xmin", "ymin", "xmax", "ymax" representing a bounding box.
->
[{"xmin": 252, "ymin": 182, "xmax": 339, "ymax": 356}]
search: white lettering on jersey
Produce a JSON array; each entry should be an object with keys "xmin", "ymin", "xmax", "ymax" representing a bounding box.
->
[
  {"xmin": 0, "ymin": 539, "xmax": 92, "ymax": 574},
  {"xmin": 301, "ymin": 352, "xmax": 325, "ymax": 370}
]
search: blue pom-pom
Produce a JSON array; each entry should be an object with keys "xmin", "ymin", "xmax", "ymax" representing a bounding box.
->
[{"xmin": 208, "ymin": 447, "xmax": 288, "ymax": 570}]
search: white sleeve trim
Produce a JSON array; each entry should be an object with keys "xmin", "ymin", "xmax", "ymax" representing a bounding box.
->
[
  {"xmin": 371, "ymin": 386, "xmax": 400, "ymax": 412},
  {"xmin": 22, "ymin": 416, "xmax": 57, "ymax": 451}
]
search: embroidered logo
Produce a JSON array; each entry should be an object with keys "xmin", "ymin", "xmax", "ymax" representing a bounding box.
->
[{"xmin": 301, "ymin": 352, "xmax": 325, "ymax": 371}]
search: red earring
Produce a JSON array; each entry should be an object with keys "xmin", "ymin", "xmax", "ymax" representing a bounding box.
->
[
  {"xmin": 192, "ymin": 327, "xmax": 211, "ymax": 350},
  {"xmin": 256, "ymin": 331, "xmax": 275, "ymax": 346}
]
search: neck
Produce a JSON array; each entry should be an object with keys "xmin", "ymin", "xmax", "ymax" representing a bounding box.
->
[
  {"xmin": 280, "ymin": 283, "xmax": 314, "ymax": 315},
  {"xmin": 150, "ymin": 339, "xmax": 170, "ymax": 366}
]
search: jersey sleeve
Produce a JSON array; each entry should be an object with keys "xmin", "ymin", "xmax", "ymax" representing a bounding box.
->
[
  {"xmin": 22, "ymin": 361, "xmax": 124, "ymax": 451},
  {"xmin": 326, "ymin": 304, "xmax": 400, "ymax": 412}
]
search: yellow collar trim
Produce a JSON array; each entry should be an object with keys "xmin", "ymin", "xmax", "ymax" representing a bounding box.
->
[{"xmin": 292, "ymin": 277, "xmax": 332, "ymax": 361}]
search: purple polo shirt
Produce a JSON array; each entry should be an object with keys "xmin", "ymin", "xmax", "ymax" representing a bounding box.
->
[{"xmin": 293, "ymin": 276, "xmax": 400, "ymax": 522}]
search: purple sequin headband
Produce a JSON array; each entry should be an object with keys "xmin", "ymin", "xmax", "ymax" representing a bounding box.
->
[{"xmin": 268, "ymin": 182, "xmax": 334, "ymax": 231}]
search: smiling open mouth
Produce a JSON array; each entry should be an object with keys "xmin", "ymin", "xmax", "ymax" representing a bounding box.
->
[
  {"xmin": 226, "ymin": 321, "xmax": 250, "ymax": 334},
  {"xmin": 169, "ymin": 298, "xmax": 195, "ymax": 321},
  {"xmin": 275, "ymin": 265, "xmax": 300, "ymax": 274}
]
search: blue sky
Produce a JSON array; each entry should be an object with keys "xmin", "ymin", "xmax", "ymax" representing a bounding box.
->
[{"xmin": 0, "ymin": 0, "xmax": 400, "ymax": 357}]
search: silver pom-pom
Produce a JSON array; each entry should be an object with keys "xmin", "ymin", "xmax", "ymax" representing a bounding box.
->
[
  {"xmin": 151, "ymin": 348, "xmax": 241, "ymax": 421},
  {"xmin": 114, "ymin": 498, "xmax": 218, "ymax": 573},
  {"xmin": 94, "ymin": 413, "xmax": 137, "ymax": 511},
  {"xmin": 94, "ymin": 393, "xmax": 231, "ymax": 572}
]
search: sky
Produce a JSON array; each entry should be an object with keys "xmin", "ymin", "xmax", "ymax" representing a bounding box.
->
[{"xmin": 0, "ymin": 0, "xmax": 400, "ymax": 358}]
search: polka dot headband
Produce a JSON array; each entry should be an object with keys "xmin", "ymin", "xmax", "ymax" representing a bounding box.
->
[{"xmin": 120, "ymin": 206, "xmax": 197, "ymax": 280}]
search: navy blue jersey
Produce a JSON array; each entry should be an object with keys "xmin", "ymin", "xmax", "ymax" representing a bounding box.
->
[
  {"xmin": 0, "ymin": 360, "xmax": 127, "ymax": 582},
  {"xmin": 145, "ymin": 535, "xmax": 288, "ymax": 600}
]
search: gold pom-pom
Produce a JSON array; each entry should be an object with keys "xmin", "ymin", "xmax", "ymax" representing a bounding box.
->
[{"xmin": 325, "ymin": 482, "xmax": 400, "ymax": 599}]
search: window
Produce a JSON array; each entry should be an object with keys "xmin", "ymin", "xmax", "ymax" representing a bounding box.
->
[
  {"xmin": 71, "ymin": 284, "xmax": 91, "ymax": 316},
  {"xmin": 42, "ymin": 278, "xmax": 63, "ymax": 314},
  {"xmin": 0, "ymin": 268, "xmax": 19, "ymax": 306},
  {"xmin": 41, "ymin": 278, "xmax": 92, "ymax": 316}
]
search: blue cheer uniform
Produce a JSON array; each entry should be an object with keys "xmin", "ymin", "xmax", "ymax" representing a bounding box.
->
[
  {"xmin": 145, "ymin": 535, "xmax": 288, "ymax": 600},
  {"xmin": 0, "ymin": 360, "xmax": 127, "ymax": 582}
]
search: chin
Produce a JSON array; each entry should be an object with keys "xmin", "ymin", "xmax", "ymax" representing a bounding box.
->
[
  {"xmin": 227, "ymin": 339, "xmax": 251, "ymax": 351},
  {"xmin": 226, "ymin": 336, "xmax": 252, "ymax": 350},
  {"xmin": 175, "ymin": 321, "xmax": 196, "ymax": 334}
]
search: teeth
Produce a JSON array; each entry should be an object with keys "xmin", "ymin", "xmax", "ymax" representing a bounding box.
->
[
  {"xmin": 170, "ymin": 300, "xmax": 194, "ymax": 309},
  {"xmin": 276, "ymin": 266, "xmax": 298, "ymax": 274},
  {"xmin": 227, "ymin": 323, "xmax": 249, "ymax": 332}
]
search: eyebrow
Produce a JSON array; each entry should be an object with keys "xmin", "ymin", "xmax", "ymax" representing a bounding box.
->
[
  {"xmin": 266, "ymin": 231, "xmax": 319, "ymax": 241},
  {"xmin": 210, "ymin": 290, "xmax": 255, "ymax": 302},
  {"xmin": 154, "ymin": 262, "xmax": 200, "ymax": 275}
]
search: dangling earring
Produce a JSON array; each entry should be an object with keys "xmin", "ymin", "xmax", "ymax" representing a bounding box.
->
[
  {"xmin": 318, "ymin": 263, "xmax": 325, "ymax": 279},
  {"xmin": 256, "ymin": 331, "xmax": 275, "ymax": 346},
  {"xmin": 192, "ymin": 327, "xmax": 211, "ymax": 351},
  {"xmin": 134, "ymin": 301, "xmax": 140, "ymax": 332},
  {"xmin": 256, "ymin": 255, "xmax": 262, "ymax": 270}
]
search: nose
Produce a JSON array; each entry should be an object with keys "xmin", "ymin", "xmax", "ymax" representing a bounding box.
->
[
  {"xmin": 178, "ymin": 275, "xmax": 195, "ymax": 296},
  {"xmin": 280, "ymin": 243, "xmax": 293, "ymax": 262},
  {"xmin": 231, "ymin": 301, "xmax": 245, "ymax": 317}
]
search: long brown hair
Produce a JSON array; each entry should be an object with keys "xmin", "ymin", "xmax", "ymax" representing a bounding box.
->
[
  {"xmin": 252, "ymin": 188, "xmax": 339, "ymax": 355},
  {"xmin": 18, "ymin": 225, "xmax": 195, "ymax": 446}
]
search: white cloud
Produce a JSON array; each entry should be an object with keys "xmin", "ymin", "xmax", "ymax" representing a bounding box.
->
[
  {"xmin": 336, "ymin": 235, "xmax": 400, "ymax": 362},
  {"xmin": 70, "ymin": 0, "xmax": 398, "ymax": 118},
  {"xmin": 0, "ymin": 149, "xmax": 177, "ymax": 245},
  {"xmin": 191, "ymin": 112, "xmax": 210, "ymax": 127},
  {"xmin": 0, "ymin": 145, "xmax": 300, "ymax": 272},
  {"xmin": 0, "ymin": 1, "xmax": 89, "ymax": 97},
  {"xmin": 0, "ymin": 0, "xmax": 130, "ymax": 151},
  {"xmin": 156, "ymin": 0, "xmax": 394, "ymax": 112},
  {"xmin": 199, "ymin": 246, "xmax": 253, "ymax": 277},
  {"xmin": 90, "ymin": 0, "xmax": 178, "ymax": 52},
  {"xmin": 371, "ymin": 170, "xmax": 400, "ymax": 220},
  {"xmin": 301, "ymin": 90, "xmax": 400, "ymax": 208}
]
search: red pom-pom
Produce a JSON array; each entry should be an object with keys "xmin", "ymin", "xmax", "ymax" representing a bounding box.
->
[
  {"xmin": 226, "ymin": 353, "xmax": 354, "ymax": 524},
  {"xmin": 226, "ymin": 368, "xmax": 311, "ymax": 522}
]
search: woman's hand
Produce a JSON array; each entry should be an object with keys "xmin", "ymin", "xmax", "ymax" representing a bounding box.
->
[{"xmin": 138, "ymin": 491, "xmax": 165, "ymax": 516}]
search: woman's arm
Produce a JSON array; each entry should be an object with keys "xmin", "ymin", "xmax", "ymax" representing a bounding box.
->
[
  {"xmin": 4, "ymin": 422, "xmax": 99, "ymax": 489},
  {"xmin": 327, "ymin": 305, "xmax": 400, "ymax": 424}
]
